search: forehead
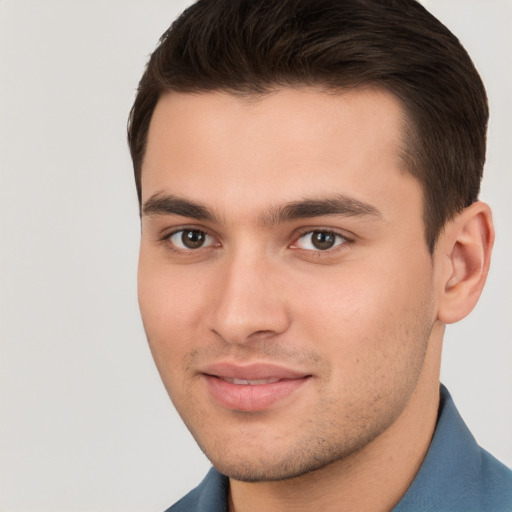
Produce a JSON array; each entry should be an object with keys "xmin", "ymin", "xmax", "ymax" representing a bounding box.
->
[{"xmin": 141, "ymin": 87, "xmax": 418, "ymax": 221}]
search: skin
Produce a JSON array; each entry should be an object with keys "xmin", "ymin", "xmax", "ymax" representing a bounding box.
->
[{"xmin": 138, "ymin": 87, "xmax": 493, "ymax": 511}]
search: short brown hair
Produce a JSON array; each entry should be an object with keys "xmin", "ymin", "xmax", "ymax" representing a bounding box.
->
[{"xmin": 127, "ymin": 0, "xmax": 488, "ymax": 252}]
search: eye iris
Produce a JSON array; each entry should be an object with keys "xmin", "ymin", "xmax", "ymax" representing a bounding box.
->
[
  {"xmin": 312, "ymin": 231, "xmax": 336, "ymax": 250},
  {"xmin": 182, "ymin": 230, "xmax": 205, "ymax": 249}
]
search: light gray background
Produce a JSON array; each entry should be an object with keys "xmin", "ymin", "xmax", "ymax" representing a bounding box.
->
[{"xmin": 0, "ymin": 1, "xmax": 510, "ymax": 511}]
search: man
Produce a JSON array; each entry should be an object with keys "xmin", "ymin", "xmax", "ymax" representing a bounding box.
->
[{"xmin": 127, "ymin": 0, "xmax": 512, "ymax": 510}]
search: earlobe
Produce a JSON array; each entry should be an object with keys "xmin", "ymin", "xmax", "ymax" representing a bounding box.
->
[{"xmin": 437, "ymin": 201, "xmax": 494, "ymax": 325}]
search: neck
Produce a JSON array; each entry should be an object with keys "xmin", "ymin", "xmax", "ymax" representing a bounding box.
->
[{"xmin": 229, "ymin": 325, "xmax": 443, "ymax": 512}]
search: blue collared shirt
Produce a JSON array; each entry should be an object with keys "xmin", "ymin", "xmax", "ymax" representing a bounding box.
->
[{"xmin": 167, "ymin": 386, "xmax": 512, "ymax": 511}]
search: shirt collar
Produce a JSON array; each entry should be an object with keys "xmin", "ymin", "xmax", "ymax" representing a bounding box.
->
[{"xmin": 183, "ymin": 385, "xmax": 501, "ymax": 511}]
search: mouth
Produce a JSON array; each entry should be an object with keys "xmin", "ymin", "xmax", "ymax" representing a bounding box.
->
[
  {"xmin": 219, "ymin": 377, "xmax": 281, "ymax": 385},
  {"xmin": 201, "ymin": 362, "xmax": 311, "ymax": 412}
]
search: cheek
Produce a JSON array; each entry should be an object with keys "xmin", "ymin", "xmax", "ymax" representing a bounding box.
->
[
  {"xmin": 290, "ymin": 265, "xmax": 434, "ymax": 434},
  {"xmin": 292, "ymin": 267, "xmax": 392, "ymax": 340},
  {"xmin": 291, "ymin": 256, "xmax": 433, "ymax": 371},
  {"xmin": 137, "ymin": 256, "xmax": 205, "ymax": 369}
]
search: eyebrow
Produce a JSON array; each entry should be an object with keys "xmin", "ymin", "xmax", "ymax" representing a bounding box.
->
[
  {"xmin": 142, "ymin": 194, "xmax": 220, "ymax": 222},
  {"xmin": 263, "ymin": 195, "xmax": 382, "ymax": 225},
  {"xmin": 142, "ymin": 193, "xmax": 382, "ymax": 224}
]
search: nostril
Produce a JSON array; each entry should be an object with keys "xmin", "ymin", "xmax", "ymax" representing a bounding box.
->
[
  {"xmin": 210, "ymin": 326, "xmax": 285, "ymax": 347},
  {"xmin": 252, "ymin": 329, "xmax": 277, "ymax": 337}
]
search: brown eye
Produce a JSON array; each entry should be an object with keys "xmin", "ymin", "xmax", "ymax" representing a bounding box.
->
[
  {"xmin": 311, "ymin": 231, "xmax": 336, "ymax": 250},
  {"xmin": 295, "ymin": 230, "xmax": 346, "ymax": 251},
  {"xmin": 169, "ymin": 229, "xmax": 213, "ymax": 250}
]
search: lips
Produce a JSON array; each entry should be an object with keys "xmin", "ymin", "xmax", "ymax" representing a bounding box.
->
[
  {"xmin": 201, "ymin": 362, "xmax": 311, "ymax": 412},
  {"xmin": 221, "ymin": 377, "xmax": 280, "ymax": 385}
]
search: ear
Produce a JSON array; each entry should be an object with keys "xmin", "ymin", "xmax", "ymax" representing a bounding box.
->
[{"xmin": 436, "ymin": 201, "xmax": 494, "ymax": 324}]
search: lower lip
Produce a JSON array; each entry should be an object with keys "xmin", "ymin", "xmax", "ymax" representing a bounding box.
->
[{"xmin": 203, "ymin": 375, "xmax": 309, "ymax": 412}]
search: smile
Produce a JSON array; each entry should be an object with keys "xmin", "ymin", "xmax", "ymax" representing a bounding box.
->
[
  {"xmin": 220, "ymin": 377, "xmax": 281, "ymax": 385},
  {"xmin": 201, "ymin": 362, "xmax": 311, "ymax": 412}
]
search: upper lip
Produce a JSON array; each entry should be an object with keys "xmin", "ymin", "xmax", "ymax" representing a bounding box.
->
[{"xmin": 201, "ymin": 361, "xmax": 310, "ymax": 381}]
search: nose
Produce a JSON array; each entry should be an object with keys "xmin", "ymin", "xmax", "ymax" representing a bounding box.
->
[{"xmin": 206, "ymin": 249, "xmax": 291, "ymax": 345}]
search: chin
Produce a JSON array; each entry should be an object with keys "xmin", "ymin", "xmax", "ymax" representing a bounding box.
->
[
  {"xmin": 200, "ymin": 434, "xmax": 365, "ymax": 483},
  {"xmin": 211, "ymin": 457, "xmax": 329, "ymax": 483}
]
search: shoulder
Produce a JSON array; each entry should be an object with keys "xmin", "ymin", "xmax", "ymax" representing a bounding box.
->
[
  {"xmin": 477, "ymin": 447, "xmax": 512, "ymax": 510},
  {"xmin": 394, "ymin": 385, "xmax": 512, "ymax": 511},
  {"xmin": 164, "ymin": 467, "xmax": 229, "ymax": 512}
]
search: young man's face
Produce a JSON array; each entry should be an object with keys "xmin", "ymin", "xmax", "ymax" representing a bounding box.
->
[{"xmin": 138, "ymin": 87, "xmax": 441, "ymax": 481}]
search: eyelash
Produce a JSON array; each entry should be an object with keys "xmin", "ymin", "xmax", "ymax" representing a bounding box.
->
[
  {"xmin": 291, "ymin": 229, "xmax": 352, "ymax": 253},
  {"xmin": 161, "ymin": 227, "xmax": 218, "ymax": 253},
  {"xmin": 160, "ymin": 227, "xmax": 353, "ymax": 255}
]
